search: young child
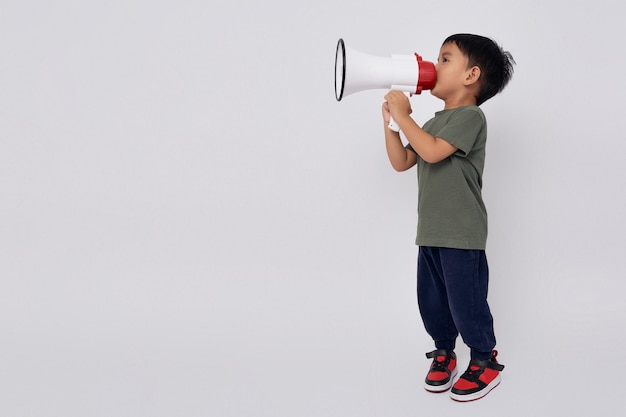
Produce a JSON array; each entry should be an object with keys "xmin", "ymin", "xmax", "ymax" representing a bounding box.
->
[{"xmin": 382, "ymin": 34, "xmax": 515, "ymax": 402}]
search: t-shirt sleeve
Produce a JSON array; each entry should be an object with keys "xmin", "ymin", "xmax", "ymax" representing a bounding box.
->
[{"xmin": 435, "ymin": 108, "xmax": 485, "ymax": 157}]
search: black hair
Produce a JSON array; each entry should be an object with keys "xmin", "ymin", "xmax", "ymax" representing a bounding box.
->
[{"xmin": 443, "ymin": 34, "xmax": 515, "ymax": 106}]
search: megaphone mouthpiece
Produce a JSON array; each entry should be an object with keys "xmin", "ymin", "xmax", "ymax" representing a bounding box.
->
[{"xmin": 413, "ymin": 53, "xmax": 437, "ymax": 94}]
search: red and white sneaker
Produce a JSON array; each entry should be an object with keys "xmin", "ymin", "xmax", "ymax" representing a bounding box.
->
[
  {"xmin": 424, "ymin": 349, "xmax": 457, "ymax": 392},
  {"xmin": 450, "ymin": 350, "xmax": 504, "ymax": 402}
]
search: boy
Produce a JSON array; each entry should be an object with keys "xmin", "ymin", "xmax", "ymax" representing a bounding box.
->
[{"xmin": 382, "ymin": 34, "xmax": 515, "ymax": 402}]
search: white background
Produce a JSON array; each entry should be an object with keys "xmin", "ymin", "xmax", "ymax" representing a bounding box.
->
[{"xmin": 1, "ymin": 0, "xmax": 625, "ymax": 416}]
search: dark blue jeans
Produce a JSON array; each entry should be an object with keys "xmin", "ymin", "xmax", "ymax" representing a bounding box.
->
[{"xmin": 417, "ymin": 246, "xmax": 496, "ymax": 360}]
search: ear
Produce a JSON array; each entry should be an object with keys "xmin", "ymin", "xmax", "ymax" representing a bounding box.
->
[{"xmin": 464, "ymin": 66, "xmax": 481, "ymax": 86}]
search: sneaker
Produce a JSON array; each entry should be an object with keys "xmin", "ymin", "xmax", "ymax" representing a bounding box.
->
[
  {"xmin": 450, "ymin": 350, "xmax": 504, "ymax": 402},
  {"xmin": 424, "ymin": 349, "xmax": 457, "ymax": 392}
]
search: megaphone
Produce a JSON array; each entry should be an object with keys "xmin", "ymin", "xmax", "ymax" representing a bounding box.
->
[{"xmin": 334, "ymin": 38, "xmax": 437, "ymax": 131}]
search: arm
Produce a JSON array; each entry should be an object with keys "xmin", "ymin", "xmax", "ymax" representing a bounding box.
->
[
  {"xmin": 382, "ymin": 101, "xmax": 417, "ymax": 171},
  {"xmin": 384, "ymin": 91, "xmax": 458, "ymax": 164}
]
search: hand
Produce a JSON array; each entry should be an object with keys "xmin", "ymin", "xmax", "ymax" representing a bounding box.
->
[
  {"xmin": 381, "ymin": 101, "xmax": 391, "ymax": 123},
  {"xmin": 384, "ymin": 90, "xmax": 412, "ymax": 120}
]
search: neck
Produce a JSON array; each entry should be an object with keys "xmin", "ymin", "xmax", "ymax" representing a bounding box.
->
[{"xmin": 443, "ymin": 96, "xmax": 477, "ymax": 110}]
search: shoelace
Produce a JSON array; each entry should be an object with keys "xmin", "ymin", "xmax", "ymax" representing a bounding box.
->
[
  {"xmin": 430, "ymin": 356, "xmax": 451, "ymax": 372},
  {"xmin": 459, "ymin": 365, "xmax": 483, "ymax": 382}
]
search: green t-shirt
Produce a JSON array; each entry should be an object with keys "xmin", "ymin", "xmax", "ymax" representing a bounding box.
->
[{"xmin": 407, "ymin": 105, "xmax": 488, "ymax": 250}]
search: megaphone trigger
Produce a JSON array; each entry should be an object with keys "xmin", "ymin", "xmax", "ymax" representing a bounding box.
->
[
  {"xmin": 388, "ymin": 117, "xmax": 401, "ymax": 132},
  {"xmin": 385, "ymin": 90, "xmax": 411, "ymax": 132}
]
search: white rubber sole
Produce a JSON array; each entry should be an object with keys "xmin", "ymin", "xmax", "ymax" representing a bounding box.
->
[
  {"xmin": 424, "ymin": 367, "xmax": 458, "ymax": 393},
  {"xmin": 449, "ymin": 374, "xmax": 501, "ymax": 402}
]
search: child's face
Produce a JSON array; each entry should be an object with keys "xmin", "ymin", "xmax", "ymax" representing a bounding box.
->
[{"xmin": 430, "ymin": 42, "xmax": 472, "ymax": 102}]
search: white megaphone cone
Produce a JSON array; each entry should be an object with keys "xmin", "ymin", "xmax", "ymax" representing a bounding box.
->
[{"xmin": 334, "ymin": 38, "xmax": 437, "ymax": 131}]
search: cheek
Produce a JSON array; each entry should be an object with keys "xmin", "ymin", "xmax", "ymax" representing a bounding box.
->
[{"xmin": 433, "ymin": 74, "xmax": 446, "ymax": 89}]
